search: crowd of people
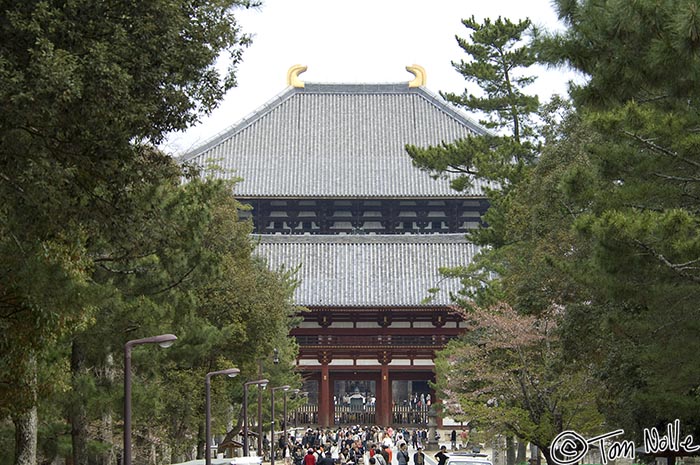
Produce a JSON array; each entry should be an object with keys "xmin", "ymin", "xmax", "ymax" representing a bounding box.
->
[{"xmin": 272, "ymin": 426, "xmax": 433, "ymax": 465}]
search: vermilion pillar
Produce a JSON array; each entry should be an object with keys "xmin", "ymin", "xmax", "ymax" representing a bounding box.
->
[
  {"xmin": 379, "ymin": 364, "xmax": 391, "ymax": 426},
  {"xmin": 319, "ymin": 364, "xmax": 331, "ymax": 427}
]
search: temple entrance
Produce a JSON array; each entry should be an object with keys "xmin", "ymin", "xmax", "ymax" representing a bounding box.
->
[
  {"xmin": 392, "ymin": 380, "xmax": 431, "ymax": 426},
  {"xmin": 333, "ymin": 379, "xmax": 376, "ymax": 425},
  {"xmin": 335, "ymin": 380, "xmax": 376, "ymax": 409},
  {"xmin": 290, "ymin": 371, "xmax": 435, "ymax": 427}
]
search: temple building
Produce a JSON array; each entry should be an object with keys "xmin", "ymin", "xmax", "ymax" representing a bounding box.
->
[{"xmin": 181, "ymin": 65, "xmax": 488, "ymax": 428}]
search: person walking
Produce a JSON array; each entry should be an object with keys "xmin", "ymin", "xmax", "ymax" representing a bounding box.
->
[
  {"xmin": 318, "ymin": 451, "xmax": 335, "ymax": 465},
  {"xmin": 435, "ymin": 446, "xmax": 449, "ymax": 465},
  {"xmin": 374, "ymin": 446, "xmax": 387, "ymax": 465},
  {"xmin": 304, "ymin": 449, "xmax": 317, "ymax": 465},
  {"xmin": 397, "ymin": 443, "xmax": 410, "ymax": 465},
  {"xmin": 413, "ymin": 446, "xmax": 425, "ymax": 465},
  {"xmin": 380, "ymin": 444, "xmax": 391, "ymax": 465}
]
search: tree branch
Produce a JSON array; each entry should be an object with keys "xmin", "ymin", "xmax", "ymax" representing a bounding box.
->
[
  {"xmin": 131, "ymin": 264, "xmax": 199, "ymax": 296},
  {"xmin": 653, "ymin": 172, "xmax": 700, "ymax": 182},
  {"xmin": 634, "ymin": 240, "xmax": 700, "ymax": 283},
  {"xmin": 623, "ymin": 130, "xmax": 700, "ymax": 169}
]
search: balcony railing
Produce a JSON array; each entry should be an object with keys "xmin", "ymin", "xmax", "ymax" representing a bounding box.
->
[
  {"xmin": 295, "ymin": 334, "xmax": 454, "ymax": 347},
  {"xmin": 287, "ymin": 404, "xmax": 429, "ymax": 426}
]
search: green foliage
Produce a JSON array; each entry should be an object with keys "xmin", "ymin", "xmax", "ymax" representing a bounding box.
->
[
  {"xmin": 445, "ymin": 16, "xmax": 539, "ymax": 141},
  {"xmin": 0, "ymin": 0, "xmax": 302, "ymax": 463},
  {"xmin": 406, "ymin": 16, "xmax": 542, "ymax": 294},
  {"xmin": 406, "ymin": 16, "xmax": 540, "ymax": 203},
  {"xmin": 537, "ymin": 0, "xmax": 700, "ymax": 107},
  {"xmin": 535, "ymin": 0, "xmax": 700, "ymax": 443},
  {"xmin": 409, "ymin": 15, "xmax": 609, "ymax": 458},
  {"xmin": 415, "ymin": 0, "xmax": 700, "ymax": 456},
  {"xmin": 435, "ymin": 303, "xmax": 603, "ymax": 463}
]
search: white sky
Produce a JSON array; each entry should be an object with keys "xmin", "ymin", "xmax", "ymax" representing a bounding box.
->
[{"xmin": 162, "ymin": 0, "xmax": 579, "ymax": 156}]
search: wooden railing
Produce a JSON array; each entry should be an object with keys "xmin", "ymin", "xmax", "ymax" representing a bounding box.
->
[
  {"xmin": 334, "ymin": 405, "xmax": 376, "ymax": 425},
  {"xmin": 295, "ymin": 334, "xmax": 455, "ymax": 347},
  {"xmin": 392, "ymin": 405, "xmax": 429, "ymax": 425},
  {"xmin": 288, "ymin": 404, "xmax": 429, "ymax": 426},
  {"xmin": 288, "ymin": 404, "xmax": 318, "ymax": 427}
]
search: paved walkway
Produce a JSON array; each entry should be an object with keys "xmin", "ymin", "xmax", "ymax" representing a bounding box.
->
[{"xmin": 171, "ymin": 444, "xmax": 450, "ymax": 465}]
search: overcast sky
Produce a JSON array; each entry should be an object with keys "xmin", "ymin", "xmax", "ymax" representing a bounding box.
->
[{"xmin": 163, "ymin": 0, "xmax": 580, "ymax": 156}]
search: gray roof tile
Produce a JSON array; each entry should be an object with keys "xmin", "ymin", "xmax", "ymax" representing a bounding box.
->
[
  {"xmin": 254, "ymin": 234, "xmax": 479, "ymax": 306},
  {"xmin": 182, "ymin": 83, "xmax": 491, "ymax": 198}
]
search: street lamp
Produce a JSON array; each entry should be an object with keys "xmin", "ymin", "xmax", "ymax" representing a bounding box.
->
[
  {"xmin": 257, "ymin": 349, "xmax": 280, "ymax": 457},
  {"xmin": 270, "ymin": 385, "xmax": 290, "ymax": 465},
  {"xmin": 124, "ymin": 333, "xmax": 177, "ymax": 465},
  {"xmin": 243, "ymin": 379, "xmax": 269, "ymax": 457},
  {"xmin": 281, "ymin": 389, "xmax": 304, "ymax": 463},
  {"xmin": 205, "ymin": 368, "xmax": 240, "ymax": 465},
  {"xmin": 291, "ymin": 391, "xmax": 308, "ymax": 429}
]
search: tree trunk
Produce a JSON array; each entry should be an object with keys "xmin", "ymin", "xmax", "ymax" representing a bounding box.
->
[
  {"xmin": 516, "ymin": 441, "xmax": 527, "ymax": 464},
  {"xmin": 539, "ymin": 446, "xmax": 551, "ymax": 465},
  {"xmin": 197, "ymin": 421, "xmax": 205, "ymax": 460},
  {"xmin": 506, "ymin": 436, "xmax": 516, "ymax": 465},
  {"xmin": 97, "ymin": 353, "xmax": 117, "ymax": 465},
  {"xmin": 71, "ymin": 340, "xmax": 89, "ymax": 465},
  {"xmin": 14, "ymin": 352, "xmax": 38, "ymax": 465},
  {"xmin": 530, "ymin": 444, "xmax": 541, "ymax": 465}
]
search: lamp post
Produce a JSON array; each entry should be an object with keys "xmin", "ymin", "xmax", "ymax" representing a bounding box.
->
[
  {"xmin": 243, "ymin": 379, "xmax": 269, "ymax": 457},
  {"xmin": 292, "ymin": 391, "xmax": 308, "ymax": 429},
  {"xmin": 270, "ymin": 386, "xmax": 290, "ymax": 465},
  {"xmin": 205, "ymin": 368, "xmax": 240, "ymax": 465},
  {"xmin": 124, "ymin": 333, "xmax": 177, "ymax": 465},
  {"xmin": 258, "ymin": 350, "xmax": 279, "ymax": 460},
  {"xmin": 282, "ymin": 389, "xmax": 303, "ymax": 463}
]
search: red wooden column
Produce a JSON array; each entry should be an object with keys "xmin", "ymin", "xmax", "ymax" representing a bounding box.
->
[
  {"xmin": 319, "ymin": 363, "xmax": 331, "ymax": 427},
  {"xmin": 378, "ymin": 363, "xmax": 391, "ymax": 426}
]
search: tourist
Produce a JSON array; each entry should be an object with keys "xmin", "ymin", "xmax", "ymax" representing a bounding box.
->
[
  {"xmin": 397, "ymin": 443, "xmax": 410, "ymax": 465},
  {"xmin": 414, "ymin": 446, "xmax": 425, "ymax": 465},
  {"xmin": 318, "ymin": 451, "xmax": 334, "ymax": 465},
  {"xmin": 293, "ymin": 446, "xmax": 305, "ymax": 465},
  {"xmin": 380, "ymin": 444, "xmax": 390, "ymax": 465},
  {"xmin": 435, "ymin": 446, "xmax": 449, "ymax": 465},
  {"xmin": 374, "ymin": 446, "xmax": 387, "ymax": 465},
  {"xmin": 304, "ymin": 449, "xmax": 316, "ymax": 465}
]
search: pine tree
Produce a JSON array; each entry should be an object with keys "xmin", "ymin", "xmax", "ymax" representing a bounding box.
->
[
  {"xmin": 406, "ymin": 16, "xmax": 541, "ymax": 305},
  {"xmin": 535, "ymin": 0, "xmax": 700, "ymax": 447}
]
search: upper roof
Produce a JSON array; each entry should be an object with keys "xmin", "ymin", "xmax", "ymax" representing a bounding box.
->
[
  {"xmin": 181, "ymin": 81, "xmax": 490, "ymax": 198},
  {"xmin": 254, "ymin": 234, "xmax": 479, "ymax": 307}
]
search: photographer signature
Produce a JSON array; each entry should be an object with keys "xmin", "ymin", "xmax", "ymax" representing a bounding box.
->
[{"xmin": 550, "ymin": 419, "xmax": 699, "ymax": 465}]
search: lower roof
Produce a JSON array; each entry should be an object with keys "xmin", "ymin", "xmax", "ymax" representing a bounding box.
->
[{"xmin": 254, "ymin": 234, "xmax": 478, "ymax": 307}]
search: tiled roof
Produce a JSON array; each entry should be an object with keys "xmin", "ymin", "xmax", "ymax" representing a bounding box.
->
[
  {"xmin": 254, "ymin": 234, "xmax": 479, "ymax": 306},
  {"xmin": 181, "ymin": 83, "xmax": 491, "ymax": 198}
]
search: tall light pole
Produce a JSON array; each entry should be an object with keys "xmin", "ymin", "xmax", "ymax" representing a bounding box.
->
[
  {"xmin": 282, "ymin": 389, "xmax": 303, "ymax": 463},
  {"xmin": 124, "ymin": 333, "xmax": 177, "ymax": 465},
  {"xmin": 292, "ymin": 391, "xmax": 308, "ymax": 429},
  {"xmin": 258, "ymin": 349, "xmax": 279, "ymax": 459},
  {"xmin": 270, "ymin": 385, "xmax": 290, "ymax": 465},
  {"xmin": 205, "ymin": 368, "xmax": 240, "ymax": 465},
  {"xmin": 243, "ymin": 379, "xmax": 269, "ymax": 457}
]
